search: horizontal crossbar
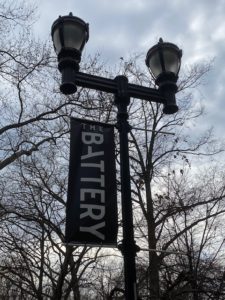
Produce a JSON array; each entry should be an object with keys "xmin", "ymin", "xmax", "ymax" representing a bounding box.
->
[{"xmin": 75, "ymin": 72, "xmax": 165, "ymax": 104}]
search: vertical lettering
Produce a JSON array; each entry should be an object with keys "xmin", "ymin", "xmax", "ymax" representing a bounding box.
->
[
  {"xmin": 81, "ymin": 160, "xmax": 105, "ymax": 172},
  {"xmin": 81, "ymin": 146, "xmax": 104, "ymax": 160},
  {"xmin": 80, "ymin": 222, "xmax": 105, "ymax": 240},
  {"xmin": 81, "ymin": 175, "xmax": 105, "ymax": 187},
  {"xmin": 80, "ymin": 189, "xmax": 105, "ymax": 203},
  {"xmin": 82, "ymin": 132, "xmax": 103, "ymax": 145},
  {"xmin": 80, "ymin": 204, "xmax": 105, "ymax": 220}
]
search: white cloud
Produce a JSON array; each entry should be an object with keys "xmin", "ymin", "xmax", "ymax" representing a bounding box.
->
[{"xmin": 34, "ymin": 0, "xmax": 225, "ymax": 139}]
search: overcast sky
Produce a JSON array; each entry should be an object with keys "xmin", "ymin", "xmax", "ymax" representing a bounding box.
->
[{"xmin": 34, "ymin": 0, "xmax": 225, "ymax": 140}]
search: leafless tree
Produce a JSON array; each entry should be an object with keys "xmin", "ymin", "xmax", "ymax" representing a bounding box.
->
[
  {"xmin": 119, "ymin": 55, "xmax": 225, "ymax": 299},
  {"xmin": 0, "ymin": 138, "xmax": 105, "ymax": 299}
]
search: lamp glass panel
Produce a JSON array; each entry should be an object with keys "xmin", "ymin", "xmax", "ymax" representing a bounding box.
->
[
  {"xmin": 53, "ymin": 28, "xmax": 62, "ymax": 54},
  {"xmin": 63, "ymin": 21, "xmax": 86, "ymax": 50},
  {"xmin": 148, "ymin": 52, "xmax": 162, "ymax": 78},
  {"xmin": 163, "ymin": 49, "xmax": 180, "ymax": 74}
]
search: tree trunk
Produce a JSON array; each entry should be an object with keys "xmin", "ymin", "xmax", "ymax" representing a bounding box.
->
[
  {"xmin": 52, "ymin": 247, "xmax": 73, "ymax": 300},
  {"xmin": 146, "ymin": 180, "xmax": 160, "ymax": 300}
]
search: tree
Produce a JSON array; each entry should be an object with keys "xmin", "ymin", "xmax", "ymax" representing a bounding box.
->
[
  {"xmin": 119, "ymin": 55, "xmax": 225, "ymax": 299},
  {"xmin": 159, "ymin": 166, "xmax": 225, "ymax": 300},
  {"xmin": 0, "ymin": 3, "xmax": 116, "ymax": 296},
  {"xmin": 0, "ymin": 0, "xmax": 81, "ymax": 171},
  {"xmin": 0, "ymin": 139, "xmax": 105, "ymax": 299}
]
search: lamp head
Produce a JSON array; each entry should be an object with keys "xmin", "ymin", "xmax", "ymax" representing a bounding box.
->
[
  {"xmin": 51, "ymin": 12, "xmax": 89, "ymax": 58},
  {"xmin": 146, "ymin": 38, "xmax": 182, "ymax": 80},
  {"xmin": 146, "ymin": 38, "xmax": 182, "ymax": 114},
  {"xmin": 51, "ymin": 13, "xmax": 89, "ymax": 94}
]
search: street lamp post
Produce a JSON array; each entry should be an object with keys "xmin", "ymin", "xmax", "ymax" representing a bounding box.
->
[{"xmin": 51, "ymin": 13, "xmax": 182, "ymax": 300}]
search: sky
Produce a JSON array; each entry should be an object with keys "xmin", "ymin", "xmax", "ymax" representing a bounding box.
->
[{"xmin": 33, "ymin": 0, "xmax": 225, "ymax": 140}]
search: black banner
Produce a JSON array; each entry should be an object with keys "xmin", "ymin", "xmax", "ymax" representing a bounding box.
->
[{"xmin": 65, "ymin": 118, "xmax": 117, "ymax": 246}]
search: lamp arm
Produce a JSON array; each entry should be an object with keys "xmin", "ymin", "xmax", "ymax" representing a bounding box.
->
[{"xmin": 66, "ymin": 71, "xmax": 166, "ymax": 104}]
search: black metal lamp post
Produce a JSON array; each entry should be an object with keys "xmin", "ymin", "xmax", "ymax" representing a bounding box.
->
[{"xmin": 51, "ymin": 13, "xmax": 182, "ymax": 300}]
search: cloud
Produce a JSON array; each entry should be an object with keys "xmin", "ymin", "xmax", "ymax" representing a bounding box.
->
[{"xmin": 35, "ymin": 0, "xmax": 225, "ymax": 139}]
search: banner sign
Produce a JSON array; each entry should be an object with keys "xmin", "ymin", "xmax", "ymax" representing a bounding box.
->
[{"xmin": 65, "ymin": 118, "xmax": 117, "ymax": 246}]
